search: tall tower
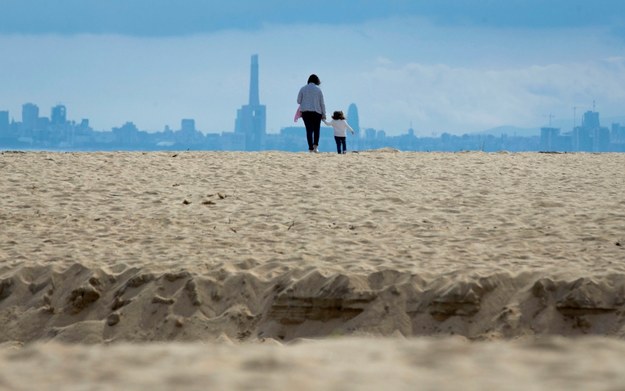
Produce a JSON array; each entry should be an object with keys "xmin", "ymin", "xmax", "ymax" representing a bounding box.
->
[
  {"xmin": 249, "ymin": 55, "xmax": 260, "ymax": 107},
  {"xmin": 347, "ymin": 103, "xmax": 360, "ymax": 138},
  {"xmin": 235, "ymin": 54, "xmax": 266, "ymax": 151}
]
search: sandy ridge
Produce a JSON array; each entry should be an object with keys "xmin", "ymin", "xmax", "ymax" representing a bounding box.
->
[
  {"xmin": 1, "ymin": 151, "xmax": 625, "ymax": 344},
  {"xmin": 3, "ymin": 263, "xmax": 625, "ymax": 343}
]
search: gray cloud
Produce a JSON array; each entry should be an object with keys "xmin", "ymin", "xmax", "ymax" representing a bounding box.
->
[
  {"xmin": 1, "ymin": 17, "xmax": 623, "ymax": 135},
  {"xmin": 1, "ymin": 0, "xmax": 623, "ymax": 36}
]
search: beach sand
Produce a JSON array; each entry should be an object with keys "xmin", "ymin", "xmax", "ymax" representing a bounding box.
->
[{"xmin": 1, "ymin": 150, "xmax": 625, "ymax": 389}]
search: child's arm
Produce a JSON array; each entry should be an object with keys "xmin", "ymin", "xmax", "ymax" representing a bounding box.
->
[
  {"xmin": 345, "ymin": 121, "xmax": 355, "ymax": 134},
  {"xmin": 322, "ymin": 119, "xmax": 331, "ymax": 126}
]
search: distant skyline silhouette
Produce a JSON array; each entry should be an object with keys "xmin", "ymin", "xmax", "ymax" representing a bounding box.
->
[{"xmin": 3, "ymin": 59, "xmax": 624, "ymax": 153}]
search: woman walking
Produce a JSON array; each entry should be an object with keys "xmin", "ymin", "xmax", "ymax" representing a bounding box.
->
[{"xmin": 297, "ymin": 74, "xmax": 326, "ymax": 153}]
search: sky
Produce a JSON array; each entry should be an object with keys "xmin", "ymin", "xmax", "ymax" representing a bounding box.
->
[{"xmin": 1, "ymin": 0, "xmax": 625, "ymax": 136}]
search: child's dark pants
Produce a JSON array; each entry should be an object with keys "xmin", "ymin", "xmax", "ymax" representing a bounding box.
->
[{"xmin": 334, "ymin": 136, "xmax": 346, "ymax": 154}]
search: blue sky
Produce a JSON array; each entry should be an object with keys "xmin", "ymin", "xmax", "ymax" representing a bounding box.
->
[{"xmin": 1, "ymin": 0, "xmax": 624, "ymax": 135}]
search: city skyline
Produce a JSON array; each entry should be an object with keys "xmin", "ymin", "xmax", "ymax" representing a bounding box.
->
[
  {"xmin": 4, "ymin": 97, "xmax": 623, "ymax": 139},
  {"xmin": 1, "ymin": 53, "xmax": 623, "ymax": 139},
  {"xmin": 2, "ymin": 77, "xmax": 624, "ymax": 153},
  {"xmin": 1, "ymin": 1, "xmax": 624, "ymax": 136}
]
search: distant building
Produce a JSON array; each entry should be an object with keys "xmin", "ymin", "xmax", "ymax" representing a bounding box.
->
[
  {"xmin": 572, "ymin": 111, "xmax": 596, "ymax": 151},
  {"xmin": 540, "ymin": 127, "xmax": 559, "ymax": 151},
  {"xmin": 51, "ymin": 105, "xmax": 67, "ymax": 125},
  {"xmin": 234, "ymin": 54, "xmax": 266, "ymax": 151},
  {"xmin": 22, "ymin": 103, "xmax": 39, "ymax": 132},
  {"xmin": 79, "ymin": 119, "xmax": 90, "ymax": 129},
  {"xmin": 594, "ymin": 126, "xmax": 610, "ymax": 152},
  {"xmin": 0, "ymin": 111, "xmax": 8, "ymax": 133},
  {"xmin": 221, "ymin": 131, "xmax": 246, "ymax": 151},
  {"xmin": 347, "ymin": 103, "xmax": 360, "ymax": 138},
  {"xmin": 572, "ymin": 126, "xmax": 591, "ymax": 151},
  {"xmin": 181, "ymin": 119, "xmax": 196, "ymax": 133},
  {"xmin": 572, "ymin": 110, "xmax": 610, "ymax": 152},
  {"xmin": 177, "ymin": 118, "xmax": 204, "ymax": 145},
  {"xmin": 112, "ymin": 122, "xmax": 141, "ymax": 145},
  {"xmin": 582, "ymin": 110, "xmax": 600, "ymax": 129},
  {"xmin": 612, "ymin": 123, "xmax": 625, "ymax": 143}
]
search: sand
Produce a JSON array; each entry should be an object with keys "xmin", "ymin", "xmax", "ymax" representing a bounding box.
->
[
  {"xmin": 3, "ymin": 337, "xmax": 625, "ymax": 391},
  {"xmin": 1, "ymin": 150, "xmax": 625, "ymax": 389}
]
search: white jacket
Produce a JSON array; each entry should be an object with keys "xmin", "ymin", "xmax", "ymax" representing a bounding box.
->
[{"xmin": 322, "ymin": 119, "xmax": 354, "ymax": 137}]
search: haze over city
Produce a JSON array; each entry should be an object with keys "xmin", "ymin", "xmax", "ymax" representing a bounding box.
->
[{"xmin": 1, "ymin": 0, "xmax": 625, "ymax": 136}]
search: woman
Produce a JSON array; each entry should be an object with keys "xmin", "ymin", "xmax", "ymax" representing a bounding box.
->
[{"xmin": 297, "ymin": 74, "xmax": 326, "ymax": 153}]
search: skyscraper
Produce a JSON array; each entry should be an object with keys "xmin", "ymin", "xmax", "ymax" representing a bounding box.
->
[
  {"xmin": 51, "ymin": 105, "xmax": 67, "ymax": 125},
  {"xmin": 22, "ymin": 103, "xmax": 39, "ymax": 131},
  {"xmin": 234, "ymin": 54, "xmax": 266, "ymax": 151},
  {"xmin": 582, "ymin": 110, "xmax": 600, "ymax": 129},
  {"xmin": 347, "ymin": 103, "xmax": 360, "ymax": 138},
  {"xmin": 540, "ymin": 127, "xmax": 560, "ymax": 151},
  {"xmin": 579, "ymin": 110, "xmax": 597, "ymax": 151},
  {"xmin": 0, "ymin": 111, "xmax": 8, "ymax": 133}
]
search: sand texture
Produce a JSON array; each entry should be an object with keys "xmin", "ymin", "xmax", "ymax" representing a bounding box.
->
[
  {"xmin": 1, "ymin": 150, "xmax": 625, "ymax": 389},
  {"xmin": 2, "ymin": 337, "xmax": 625, "ymax": 391}
]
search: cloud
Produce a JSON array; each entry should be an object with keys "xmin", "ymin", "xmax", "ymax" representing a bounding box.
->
[
  {"xmin": 1, "ymin": 0, "xmax": 624, "ymax": 36},
  {"xmin": 349, "ymin": 58, "xmax": 625, "ymax": 134},
  {"xmin": 0, "ymin": 15, "xmax": 623, "ymax": 136}
]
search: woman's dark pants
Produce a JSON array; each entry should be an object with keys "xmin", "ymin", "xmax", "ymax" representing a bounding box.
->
[{"xmin": 301, "ymin": 111, "xmax": 322, "ymax": 151}]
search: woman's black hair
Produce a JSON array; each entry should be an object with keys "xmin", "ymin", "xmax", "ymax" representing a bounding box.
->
[{"xmin": 307, "ymin": 74, "xmax": 321, "ymax": 85}]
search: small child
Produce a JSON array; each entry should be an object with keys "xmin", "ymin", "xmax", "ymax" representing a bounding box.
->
[{"xmin": 323, "ymin": 110, "xmax": 354, "ymax": 154}]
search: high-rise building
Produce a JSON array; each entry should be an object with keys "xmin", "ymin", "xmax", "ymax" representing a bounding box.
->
[
  {"xmin": 540, "ymin": 127, "xmax": 560, "ymax": 151},
  {"xmin": 347, "ymin": 103, "xmax": 360, "ymax": 138},
  {"xmin": 576, "ymin": 110, "xmax": 610, "ymax": 151},
  {"xmin": 234, "ymin": 54, "xmax": 266, "ymax": 151},
  {"xmin": 612, "ymin": 123, "xmax": 625, "ymax": 143},
  {"xmin": 181, "ymin": 119, "xmax": 196, "ymax": 133},
  {"xmin": 22, "ymin": 103, "xmax": 39, "ymax": 131},
  {"xmin": 594, "ymin": 126, "xmax": 610, "ymax": 152},
  {"xmin": 0, "ymin": 111, "xmax": 8, "ymax": 133},
  {"xmin": 177, "ymin": 118, "xmax": 203, "ymax": 145},
  {"xmin": 582, "ymin": 110, "xmax": 600, "ymax": 129},
  {"xmin": 51, "ymin": 105, "xmax": 67, "ymax": 125}
]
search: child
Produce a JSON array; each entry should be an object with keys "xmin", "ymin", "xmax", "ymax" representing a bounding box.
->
[{"xmin": 323, "ymin": 110, "xmax": 354, "ymax": 154}]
